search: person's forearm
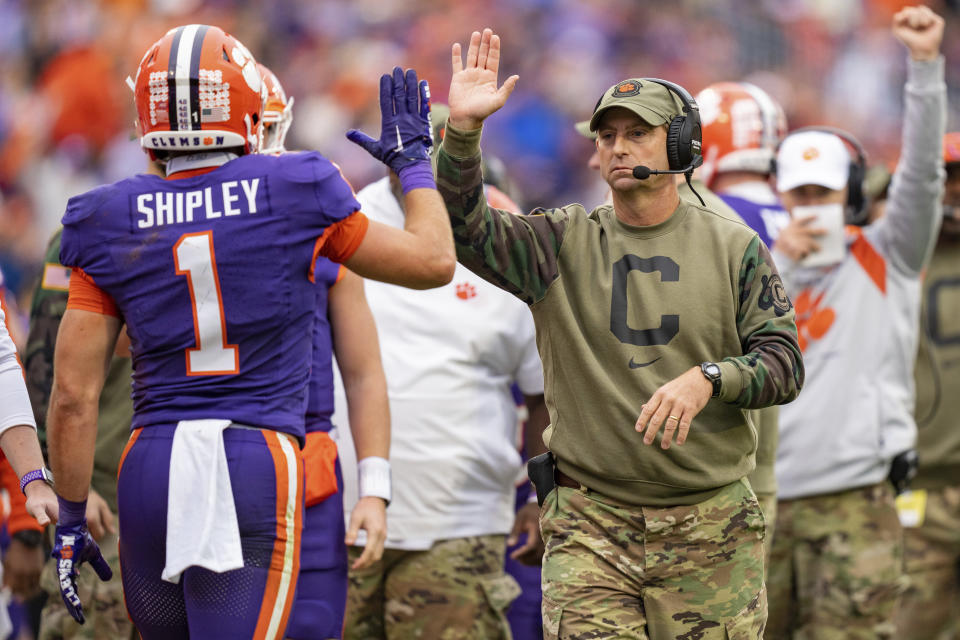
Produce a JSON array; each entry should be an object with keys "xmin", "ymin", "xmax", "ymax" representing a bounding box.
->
[
  {"xmin": 880, "ymin": 56, "xmax": 946, "ymax": 273},
  {"xmin": 344, "ymin": 372, "xmax": 389, "ymax": 461},
  {"xmin": 0, "ymin": 426, "xmax": 47, "ymax": 481},
  {"xmin": 722, "ymin": 236, "xmax": 805, "ymax": 408},
  {"xmin": 437, "ymin": 124, "xmax": 566, "ymax": 303},
  {"xmin": 47, "ymin": 386, "xmax": 98, "ymax": 502},
  {"xmin": 400, "ymin": 186, "xmax": 456, "ymax": 284}
]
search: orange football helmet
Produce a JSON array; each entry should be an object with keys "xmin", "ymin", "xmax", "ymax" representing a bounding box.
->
[
  {"xmin": 694, "ymin": 81, "xmax": 787, "ymax": 188},
  {"xmin": 257, "ymin": 63, "xmax": 293, "ymax": 154},
  {"xmin": 133, "ymin": 25, "xmax": 265, "ymax": 161},
  {"xmin": 944, "ymin": 132, "xmax": 960, "ymax": 165}
]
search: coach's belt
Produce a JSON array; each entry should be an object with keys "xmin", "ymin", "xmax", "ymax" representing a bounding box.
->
[{"xmin": 555, "ymin": 468, "xmax": 582, "ymax": 490}]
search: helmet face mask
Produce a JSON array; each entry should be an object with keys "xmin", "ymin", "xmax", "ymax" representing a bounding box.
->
[
  {"xmin": 257, "ymin": 63, "xmax": 293, "ymax": 154},
  {"xmin": 133, "ymin": 24, "xmax": 266, "ymax": 162},
  {"xmin": 695, "ymin": 82, "xmax": 787, "ymax": 187}
]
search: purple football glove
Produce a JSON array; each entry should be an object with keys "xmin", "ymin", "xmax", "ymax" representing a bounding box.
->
[
  {"xmin": 347, "ymin": 67, "xmax": 434, "ymax": 179},
  {"xmin": 52, "ymin": 512, "xmax": 112, "ymax": 624}
]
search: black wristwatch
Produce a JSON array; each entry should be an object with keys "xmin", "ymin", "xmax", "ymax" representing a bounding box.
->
[{"xmin": 700, "ymin": 362, "xmax": 722, "ymax": 398}]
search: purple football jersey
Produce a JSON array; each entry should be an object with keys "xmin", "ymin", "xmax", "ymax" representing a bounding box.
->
[
  {"xmin": 305, "ymin": 258, "xmax": 341, "ymax": 434},
  {"xmin": 718, "ymin": 194, "xmax": 789, "ymax": 249},
  {"xmin": 59, "ymin": 152, "xmax": 360, "ymax": 440}
]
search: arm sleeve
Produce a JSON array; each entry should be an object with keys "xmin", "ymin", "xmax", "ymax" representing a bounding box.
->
[
  {"xmin": 0, "ymin": 305, "xmax": 36, "ymax": 434},
  {"xmin": 23, "ymin": 231, "xmax": 69, "ymax": 444},
  {"xmin": 437, "ymin": 123, "xmax": 569, "ymax": 305},
  {"xmin": 718, "ymin": 236, "xmax": 805, "ymax": 408},
  {"xmin": 66, "ymin": 268, "xmax": 120, "ymax": 317},
  {"xmin": 311, "ymin": 211, "xmax": 370, "ymax": 272},
  {"xmin": 869, "ymin": 56, "xmax": 947, "ymax": 274}
]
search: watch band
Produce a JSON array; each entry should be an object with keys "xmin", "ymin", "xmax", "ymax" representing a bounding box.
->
[
  {"xmin": 700, "ymin": 362, "xmax": 722, "ymax": 398},
  {"xmin": 19, "ymin": 467, "xmax": 53, "ymax": 495}
]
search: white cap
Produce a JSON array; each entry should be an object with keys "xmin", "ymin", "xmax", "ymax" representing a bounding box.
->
[{"xmin": 776, "ymin": 131, "xmax": 850, "ymax": 193}]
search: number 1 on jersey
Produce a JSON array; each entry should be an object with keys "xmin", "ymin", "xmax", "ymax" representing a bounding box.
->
[{"xmin": 173, "ymin": 231, "xmax": 239, "ymax": 376}]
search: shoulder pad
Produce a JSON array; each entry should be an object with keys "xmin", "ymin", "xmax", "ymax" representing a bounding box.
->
[{"xmin": 61, "ymin": 183, "xmax": 118, "ymax": 226}]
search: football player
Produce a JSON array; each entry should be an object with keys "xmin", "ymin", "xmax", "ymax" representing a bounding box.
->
[
  {"xmin": 45, "ymin": 24, "xmax": 453, "ymax": 639},
  {"xmin": 258, "ymin": 62, "xmax": 390, "ymax": 640},
  {"xmin": 695, "ymin": 81, "xmax": 790, "ymax": 247}
]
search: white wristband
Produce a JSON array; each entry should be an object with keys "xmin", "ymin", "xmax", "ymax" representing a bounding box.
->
[{"xmin": 358, "ymin": 456, "xmax": 392, "ymax": 505}]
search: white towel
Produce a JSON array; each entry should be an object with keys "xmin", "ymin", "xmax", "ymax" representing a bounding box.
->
[{"xmin": 162, "ymin": 419, "xmax": 244, "ymax": 583}]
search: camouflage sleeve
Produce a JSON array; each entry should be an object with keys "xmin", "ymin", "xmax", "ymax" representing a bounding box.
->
[
  {"xmin": 23, "ymin": 229, "xmax": 69, "ymax": 448},
  {"xmin": 717, "ymin": 235, "xmax": 804, "ymax": 408},
  {"xmin": 436, "ymin": 123, "xmax": 568, "ymax": 305}
]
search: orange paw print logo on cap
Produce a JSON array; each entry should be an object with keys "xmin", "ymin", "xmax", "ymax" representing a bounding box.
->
[
  {"xmin": 794, "ymin": 288, "xmax": 835, "ymax": 352},
  {"xmin": 455, "ymin": 282, "xmax": 476, "ymax": 300}
]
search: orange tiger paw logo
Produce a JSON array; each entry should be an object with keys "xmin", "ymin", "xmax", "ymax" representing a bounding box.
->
[
  {"xmin": 455, "ymin": 283, "xmax": 477, "ymax": 300},
  {"xmin": 794, "ymin": 289, "xmax": 835, "ymax": 352}
]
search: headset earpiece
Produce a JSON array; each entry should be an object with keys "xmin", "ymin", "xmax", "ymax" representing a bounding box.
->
[
  {"xmin": 845, "ymin": 159, "xmax": 867, "ymax": 225},
  {"xmin": 666, "ymin": 116, "xmax": 685, "ymax": 170},
  {"xmin": 644, "ymin": 78, "xmax": 702, "ymax": 172}
]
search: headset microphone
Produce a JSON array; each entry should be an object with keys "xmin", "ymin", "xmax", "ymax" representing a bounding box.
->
[
  {"xmin": 632, "ymin": 165, "xmax": 690, "ymax": 179},
  {"xmin": 633, "ymin": 153, "xmax": 704, "ymax": 180},
  {"xmin": 631, "ymin": 156, "xmax": 706, "ymax": 206}
]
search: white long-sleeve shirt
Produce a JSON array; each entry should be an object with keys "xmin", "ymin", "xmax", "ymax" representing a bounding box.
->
[
  {"xmin": 333, "ymin": 177, "xmax": 544, "ymax": 550},
  {"xmin": 774, "ymin": 57, "xmax": 946, "ymax": 500},
  {"xmin": 0, "ymin": 301, "xmax": 35, "ymax": 435}
]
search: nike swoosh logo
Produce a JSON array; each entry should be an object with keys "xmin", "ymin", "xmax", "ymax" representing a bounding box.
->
[{"xmin": 628, "ymin": 356, "xmax": 661, "ymax": 369}]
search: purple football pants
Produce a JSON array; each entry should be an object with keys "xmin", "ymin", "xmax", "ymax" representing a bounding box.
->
[
  {"xmin": 286, "ymin": 458, "xmax": 348, "ymax": 639},
  {"xmin": 117, "ymin": 424, "xmax": 303, "ymax": 640},
  {"xmin": 506, "ymin": 483, "xmax": 544, "ymax": 640}
]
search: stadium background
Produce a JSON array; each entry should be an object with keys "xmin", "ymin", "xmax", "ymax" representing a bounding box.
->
[{"xmin": 0, "ymin": 0, "xmax": 958, "ymax": 318}]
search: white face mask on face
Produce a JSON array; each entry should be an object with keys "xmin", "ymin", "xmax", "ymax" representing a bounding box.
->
[{"xmin": 793, "ymin": 203, "xmax": 846, "ymax": 268}]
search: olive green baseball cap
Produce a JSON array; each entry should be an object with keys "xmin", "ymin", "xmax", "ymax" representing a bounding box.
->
[
  {"xmin": 589, "ymin": 78, "xmax": 682, "ymax": 131},
  {"xmin": 574, "ymin": 120, "xmax": 595, "ymax": 140}
]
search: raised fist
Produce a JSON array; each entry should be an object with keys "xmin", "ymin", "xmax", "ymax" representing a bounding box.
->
[{"xmin": 892, "ymin": 5, "xmax": 944, "ymax": 62}]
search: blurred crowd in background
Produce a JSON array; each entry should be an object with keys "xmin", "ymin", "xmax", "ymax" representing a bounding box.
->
[{"xmin": 1, "ymin": 0, "xmax": 959, "ymax": 330}]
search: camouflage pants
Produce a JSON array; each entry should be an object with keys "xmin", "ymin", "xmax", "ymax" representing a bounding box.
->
[
  {"xmin": 766, "ymin": 482, "xmax": 904, "ymax": 639},
  {"xmin": 894, "ymin": 485, "xmax": 960, "ymax": 639},
  {"xmin": 38, "ymin": 532, "xmax": 135, "ymax": 640},
  {"xmin": 344, "ymin": 535, "xmax": 521, "ymax": 640},
  {"xmin": 756, "ymin": 491, "xmax": 777, "ymax": 572},
  {"xmin": 539, "ymin": 478, "xmax": 766, "ymax": 639}
]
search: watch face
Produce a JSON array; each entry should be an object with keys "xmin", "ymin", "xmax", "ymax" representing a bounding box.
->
[{"xmin": 706, "ymin": 363, "xmax": 720, "ymax": 377}]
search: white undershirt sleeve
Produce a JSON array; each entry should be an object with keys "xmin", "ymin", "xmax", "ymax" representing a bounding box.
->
[{"xmin": 0, "ymin": 306, "xmax": 36, "ymax": 435}]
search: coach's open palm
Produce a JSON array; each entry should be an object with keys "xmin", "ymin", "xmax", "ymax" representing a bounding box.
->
[{"xmin": 448, "ymin": 28, "xmax": 519, "ymax": 131}]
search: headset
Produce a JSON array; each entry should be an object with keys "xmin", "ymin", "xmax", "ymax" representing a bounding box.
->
[
  {"xmin": 772, "ymin": 126, "xmax": 869, "ymax": 225},
  {"xmin": 592, "ymin": 78, "xmax": 703, "ymax": 174}
]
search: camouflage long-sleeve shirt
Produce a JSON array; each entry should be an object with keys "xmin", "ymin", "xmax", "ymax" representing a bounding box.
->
[
  {"xmin": 24, "ymin": 229, "xmax": 133, "ymax": 513},
  {"xmin": 437, "ymin": 124, "xmax": 803, "ymax": 506}
]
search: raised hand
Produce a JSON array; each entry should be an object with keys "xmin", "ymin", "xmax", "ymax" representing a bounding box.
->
[
  {"xmin": 774, "ymin": 213, "xmax": 827, "ymax": 262},
  {"xmin": 52, "ymin": 521, "xmax": 113, "ymax": 624},
  {"xmin": 893, "ymin": 5, "xmax": 944, "ymax": 61},
  {"xmin": 347, "ymin": 67, "xmax": 433, "ymax": 175},
  {"xmin": 448, "ymin": 28, "xmax": 519, "ymax": 131}
]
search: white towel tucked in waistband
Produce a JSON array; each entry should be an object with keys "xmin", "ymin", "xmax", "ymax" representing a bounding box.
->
[{"xmin": 162, "ymin": 419, "xmax": 243, "ymax": 583}]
